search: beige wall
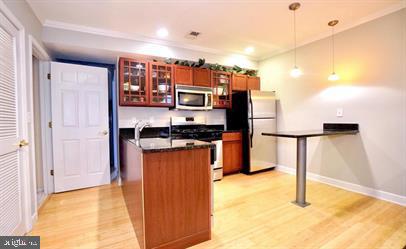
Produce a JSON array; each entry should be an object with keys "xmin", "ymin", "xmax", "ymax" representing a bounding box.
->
[{"xmin": 258, "ymin": 9, "xmax": 405, "ymax": 197}]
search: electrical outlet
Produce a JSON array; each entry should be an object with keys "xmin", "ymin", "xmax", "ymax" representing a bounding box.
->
[{"xmin": 336, "ymin": 108, "xmax": 343, "ymax": 117}]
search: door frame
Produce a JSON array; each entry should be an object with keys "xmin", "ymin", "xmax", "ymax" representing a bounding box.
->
[
  {"xmin": 27, "ymin": 35, "xmax": 51, "ymax": 223},
  {"xmin": 0, "ymin": 1, "xmax": 31, "ymax": 234}
]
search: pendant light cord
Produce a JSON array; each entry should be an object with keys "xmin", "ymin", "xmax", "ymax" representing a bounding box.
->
[
  {"xmin": 293, "ymin": 10, "xmax": 297, "ymax": 67},
  {"xmin": 332, "ymin": 26, "xmax": 335, "ymax": 73}
]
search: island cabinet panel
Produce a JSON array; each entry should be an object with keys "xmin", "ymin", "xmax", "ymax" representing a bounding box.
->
[
  {"xmin": 247, "ymin": 76, "xmax": 260, "ymax": 90},
  {"xmin": 222, "ymin": 131, "xmax": 243, "ymax": 175},
  {"xmin": 174, "ymin": 65, "xmax": 193, "ymax": 86},
  {"xmin": 232, "ymin": 74, "xmax": 247, "ymax": 91},
  {"xmin": 143, "ymin": 148, "xmax": 211, "ymax": 249},
  {"xmin": 120, "ymin": 140, "xmax": 145, "ymax": 249},
  {"xmin": 121, "ymin": 139, "xmax": 211, "ymax": 249},
  {"xmin": 193, "ymin": 68, "xmax": 211, "ymax": 87}
]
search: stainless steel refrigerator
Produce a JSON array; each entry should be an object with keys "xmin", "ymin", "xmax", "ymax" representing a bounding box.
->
[{"xmin": 226, "ymin": 90, "xmax": 277, "ymax": 174}]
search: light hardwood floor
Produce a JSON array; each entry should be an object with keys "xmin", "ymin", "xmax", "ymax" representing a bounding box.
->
[{"xmin": 30, "ymin": 171, "xmax": 406, "ymax": 249}]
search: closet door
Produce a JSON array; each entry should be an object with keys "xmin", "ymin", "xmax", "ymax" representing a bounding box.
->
[{"xmin": 0, "ymin": 12, "xmax": 26, "ymax": 235}]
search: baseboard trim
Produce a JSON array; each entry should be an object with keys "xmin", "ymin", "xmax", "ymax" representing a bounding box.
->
[{"xmin": 275, "ymin": 165, "xmax": 406, "ymax": 207}]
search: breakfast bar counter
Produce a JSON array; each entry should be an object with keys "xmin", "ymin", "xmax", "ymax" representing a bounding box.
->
[{"xmin": 262, "ymin": 123, "xmax": 359, "ymax": 207}]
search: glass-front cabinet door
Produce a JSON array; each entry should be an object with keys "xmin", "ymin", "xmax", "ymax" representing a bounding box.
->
[
  {"xmin": 149, "ymin": 62, "xmax": 174, "ymax": 107},
  {"xmin": 119, "ymin": 58, "xmax": 149, "ymax": 106},
  {"xmin": 211, "ymin": 71, "xmax": 232, "ymax": 108}
]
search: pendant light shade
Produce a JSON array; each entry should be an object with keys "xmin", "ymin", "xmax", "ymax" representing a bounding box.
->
[
  {"xmin": 328, "ymin": 20, "xmax": 339, "ymax": 81},
  {"xmin": 289, "ymin": 2, "xmax": 302, "ymax": 78},
  {"xmin": 290, "ymin": 66, "xmax": 302, "ymax": 78}
]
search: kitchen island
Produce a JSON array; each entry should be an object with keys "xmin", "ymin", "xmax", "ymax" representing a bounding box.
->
[{"xmin": 120, "ymin": 138, "xmax": 213, "ymax": 249}]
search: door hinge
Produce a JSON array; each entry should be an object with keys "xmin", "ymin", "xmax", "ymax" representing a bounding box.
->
[
  {"xmin": 48, "ymin": 121, "xmax": 52, "ymax": 128},
  {"xmin": 50, "ymin": 169, "xmax": 54, "ymax": 176},
  {"xmin": 47, "ymin": 73, "xmax": 51, "ymax": 80}
]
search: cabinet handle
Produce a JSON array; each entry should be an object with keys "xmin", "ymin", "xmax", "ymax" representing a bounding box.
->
[{"xmin": 18, "ymin": 140, "xmax": 29, "ymax": 147}]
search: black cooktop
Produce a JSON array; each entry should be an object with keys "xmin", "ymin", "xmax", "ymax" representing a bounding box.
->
[{"xmin": 171, "ymin": 124, "xmax": 224, "ymax": 141}]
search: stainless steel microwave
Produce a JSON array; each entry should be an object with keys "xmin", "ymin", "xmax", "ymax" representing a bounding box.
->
[{"xmin": 175, "ymin": 85, "xmax": 213, "ymax": 110}]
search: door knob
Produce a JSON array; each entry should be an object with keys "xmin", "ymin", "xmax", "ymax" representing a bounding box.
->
[
  {"xmin": 18, "ymin": 140, "xmax": 29, "ymax": 147},
  {"xmin": 102, "ymin": 130, "xmax": 108, "ymax": 136}
]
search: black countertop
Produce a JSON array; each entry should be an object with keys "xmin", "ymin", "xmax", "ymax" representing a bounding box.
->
[
  {"xmin": 127, "ymin": 138, "xmax": 214, "ymax": 153},
  {"xmin": 262, "ymin": 123, "xmax": 359, "ymax": 138},
  {"xmin": 262, "ymin": 129, "xmax": 359, "ymax": 138}
]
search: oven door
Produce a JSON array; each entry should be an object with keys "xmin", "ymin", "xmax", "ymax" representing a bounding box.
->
[{"xmin": 175, "ymin": 87, "xmax": 213, "ymax": 110}]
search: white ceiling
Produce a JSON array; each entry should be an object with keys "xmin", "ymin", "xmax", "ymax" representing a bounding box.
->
[{"xmin": 28, "ymin": 0, "xmax": 404, "ymax": 60}]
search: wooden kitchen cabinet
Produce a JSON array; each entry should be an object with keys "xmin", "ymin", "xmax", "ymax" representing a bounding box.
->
[
  {"xmin": 232, "ymin": 73, "xmax": 247, "ymax": 91},
  {"xmin": 211, "ymin": 71, "xmax": 232, "ymax": 108},
  {"xmin": 119, "ymin": 58, "xmax": 149, "ymax": 106},
  {"xmin": 174, "ymin": 65, "xmax": 193, "ymax": 86},
  {"xmin": 222, "ymin": 131, "xmax": 243, "ymax": 175},
  {"xmin": 193, "ymin": 68, "xmax": 211, "ymax": 87},
  {"xmin": 149, "ymin": 62, "xmax": 174, "ymax": 107},
  {"xmin": 247, "ymin": 76, "xmax": 261, "ymax": 90},
  {"xmin": 121, "ymin": 139, "xmax": 211, "ymax": 249}
]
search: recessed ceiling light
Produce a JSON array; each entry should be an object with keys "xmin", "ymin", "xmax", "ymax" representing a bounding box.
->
[
  {"xmin": 245, "ymin": 46, "xmax": 254, "ymax": 54},
  {"xmin": 156, "ymin": 28, "xmax": 169, "ymax": 38}
]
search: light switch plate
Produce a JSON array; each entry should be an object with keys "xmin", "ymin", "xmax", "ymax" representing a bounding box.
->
[{"xmin": 336, "ymin": 108, "xmax": 343, "ymax": 117}]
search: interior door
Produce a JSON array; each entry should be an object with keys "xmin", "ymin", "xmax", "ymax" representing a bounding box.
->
[
  {"xmin": 0, "ymin": 12, "xmax": 26, "ymax": 235},
  {"xmin": 249, "ymin": 118, "xmax": 277, "ymax": 172},
  {"xmin": 51, "ymin": 62, "xmax": 110, "ymax": 193}
]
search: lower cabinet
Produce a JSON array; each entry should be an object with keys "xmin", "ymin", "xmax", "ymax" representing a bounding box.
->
[{"xmin": 222, "ymin": 131, "xmax": 243, "ymax": 175}]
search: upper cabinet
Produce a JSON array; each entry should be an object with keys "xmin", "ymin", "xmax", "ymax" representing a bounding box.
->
[
  {"xmin": 149, "ymin": 62, "xmax": 174, "ymax": 107},
  {"xmin": 119, "ymin": 57, "xmax": 260, "ymax": 108},
  {"xmin": 119, "ymin": 58, "xmax": 149, "ymax": 106},
  {"xmin": 174, "ymin": 65, "xmax": 193, "ymax": 86},
  {"xmin": 232, "ymin": 74, "xmax": 247, "ymax": 91},
  {"xmin": 211, "ymin": 71, "xmax": 232, "ymax": 109},
  {"xmin": 193, "ymin": 68, "xmax": 211, "ymax": 87},
  {"xmin": 119, "ymin": 58, "xmax": 174, "ymax": 107},
  {"xmin": 247, "ymin": 76, "xmax": 260, "ymax": 90}
]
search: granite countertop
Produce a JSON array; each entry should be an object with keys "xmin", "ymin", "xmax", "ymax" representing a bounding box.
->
[{"xmin": 127, "ymin": 138, "xmax": 214, "ymax": 153}]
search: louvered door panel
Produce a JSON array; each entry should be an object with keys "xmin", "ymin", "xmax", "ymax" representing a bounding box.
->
[
  {"xmin": 0, "ymin": 151, "xmax": 21, "ymax": 235},
  {"xmin": 0, "ymin": 23, "xmax": 17, "ymax": 141},
  {"xmin": 0, "ymin": 13, "xmax": 24, "ymax": 235}
]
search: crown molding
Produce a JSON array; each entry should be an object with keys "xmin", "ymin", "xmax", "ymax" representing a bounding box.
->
[
  {"xmin": 259, "ymin": 1, "xmax": 406, "ymax": 61},
  {"xmin": 43, "ymin": 19, "xmax": 259, "ymax": 61}
]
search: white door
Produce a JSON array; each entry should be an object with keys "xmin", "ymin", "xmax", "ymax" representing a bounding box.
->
[
  {"xmin": 51, "ymin": 62, "xmax": 110, "ymax": 193},
  {"xmin": 0, "ymin": 11, "xmax": 26, "ymax": 235}
]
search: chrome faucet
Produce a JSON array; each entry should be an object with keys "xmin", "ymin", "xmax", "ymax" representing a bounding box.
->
[
  {"xmin": 134, "ymin": 120, "xmax": 141, "ymax": 139},
  {"xmin": 135, "ymin": 121, "xmax": 151, "ymax": 140}
]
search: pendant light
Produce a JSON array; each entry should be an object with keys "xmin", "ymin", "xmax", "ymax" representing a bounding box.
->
[
  {"xmin": 289, "ymin": 2, "xmax": 302, "ymax": 78},
  {"xmin": 328, "ymin": 20, "xmax": 339, "ymax": 81}
]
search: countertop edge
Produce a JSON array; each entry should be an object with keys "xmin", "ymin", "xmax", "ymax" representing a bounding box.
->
[
  {"xmin": 261, "ymin": 130, "xmax": 359, "ymax": 138},
  {"xmin": 123, "ymin": 138, "xmax": 214, "ymax": 153}
]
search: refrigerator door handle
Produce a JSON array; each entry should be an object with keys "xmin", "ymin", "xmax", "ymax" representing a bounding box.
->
[{"xmin": 249, "ymin": 91, "xmax": 254, "ymax": 148}]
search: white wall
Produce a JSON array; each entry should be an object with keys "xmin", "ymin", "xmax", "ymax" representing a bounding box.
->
[
  {"xmin": 119, "ymin": 107, "xmax": 226, "ymax": 128},
  {"xmin": 259, "ymin": 9, "xmax": 406, "ymax": 198}
]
